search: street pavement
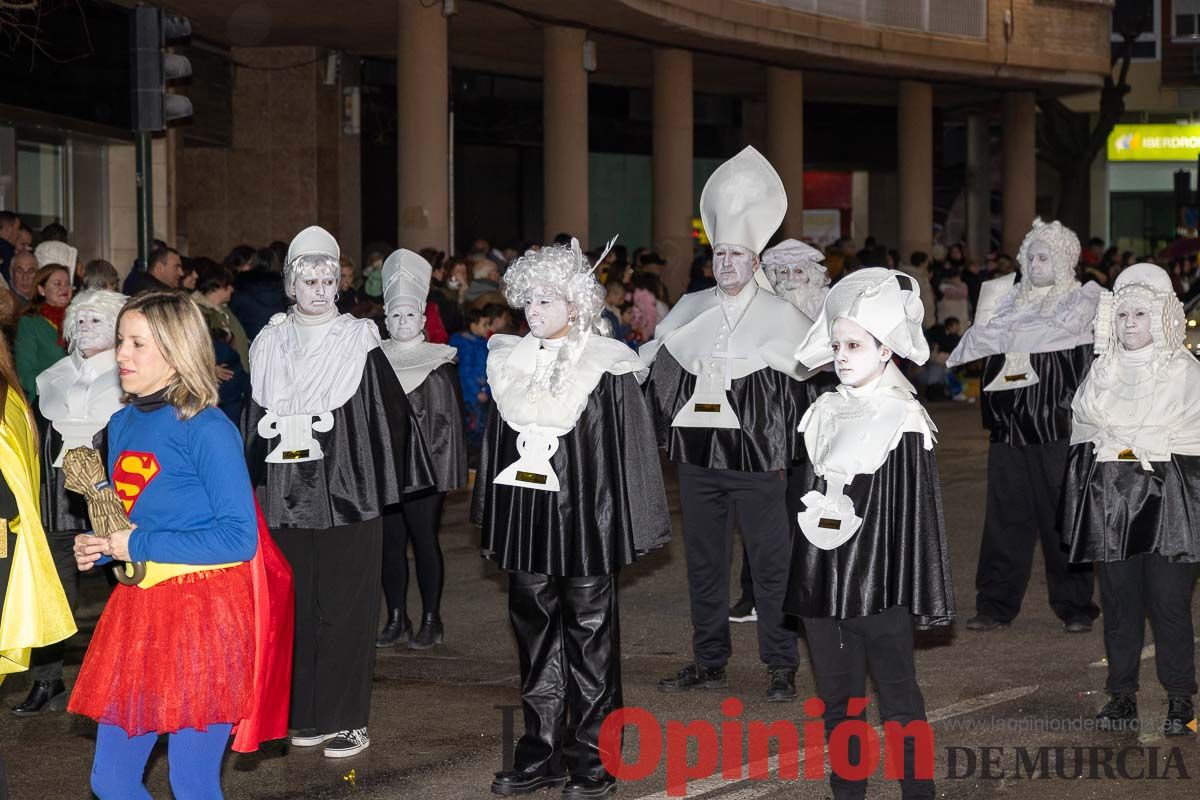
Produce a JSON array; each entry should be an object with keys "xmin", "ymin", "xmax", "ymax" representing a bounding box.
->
[{"xmin": 2, "ymin": 402, "xmax": 1198, "ymax": 799}]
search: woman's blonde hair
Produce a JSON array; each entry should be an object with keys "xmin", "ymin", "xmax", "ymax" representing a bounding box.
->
[{"xmin": 117, "ymin": 292, "xmax": 218, "ymax": 420}]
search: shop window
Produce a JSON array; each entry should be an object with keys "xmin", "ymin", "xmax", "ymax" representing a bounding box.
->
[
  {"xmin": 16, "ymin": 139, "xmax": 65, "ymax": 231},
  {"xmin": 1176, "ymin": 0, "xmax": 1200, "ymax": 41}
]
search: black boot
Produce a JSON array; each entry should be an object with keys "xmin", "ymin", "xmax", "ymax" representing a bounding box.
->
[
  {"xmin": 10, "ymin": 680, "xmax": 67, "ymax": 717},
  {"xmin": 1164, "ymin": 696, "xmax": 1195, "ymax": 737},
  {"xmin": 1095, "ymin": 693, "xmax": 1138, "ymax": 731},
  {"xmin": 375, "ymin": 609, "xmax": 412, "ymax": 648},
  {"xmin": 409, "ymin": 612, "xmax": 444, "ymax": 650}
]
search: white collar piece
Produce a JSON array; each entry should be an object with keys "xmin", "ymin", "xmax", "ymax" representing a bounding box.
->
[
  {"xmin": 796, "ymin": 361, "xmax": 936, "ymax": 549},
  {"xmin": 380, "ymin": 338, "xmax": 457, "ymax": 394},
  {"xmin": 36, "ymin": 349, "xmax": 123, "ymax": 467}
]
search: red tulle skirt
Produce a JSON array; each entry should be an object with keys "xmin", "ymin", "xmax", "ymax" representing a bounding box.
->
[{"xmin": 69, "ymin": 564, "xmax": 255, "ymax": 737}]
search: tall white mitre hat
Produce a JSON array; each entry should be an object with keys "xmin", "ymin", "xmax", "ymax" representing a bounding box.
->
[
  {"xmin": 795, "ymin": 267, "xmax": 930, "ymax": 369},
  {"xmin": 382, "ymin": 248, "xmax": 432, "ymax": 310},
  {"xmin": 700, "ymin": 146, "xmax": 788, "ymax": 256},
  {"xmin": 286, "ymin": 225, "xmax": 340, "ymax": 265}
]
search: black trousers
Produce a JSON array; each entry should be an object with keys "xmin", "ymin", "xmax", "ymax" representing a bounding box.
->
[
  {"xmin": 28, "ymin": 530, "xmax": 81, "ymax": 681},
  {"xmin": 274, "ymin": 518, "xmax": 383, "ymax": 733},
  {"xmin": 1098, "ymin": 554, "xmax": 1198, "ymax": 697},
  {"xmin": 508, "ymin": 571, "xmax": 620, "ymax": 781},
  {"xmin": 974, "ymin": 440, "xmax": 1097, "ymax": 623},
  {"xmin": 734, "ymin": 467, "xmax": 805, "ymax": 609},
  {"xmin": 678, "ymin": 464, "xmax": 797, "ymax": 669},
  {"xmin": 803, "ymin": 607, "xmax": 934, "ymax": 800},
  {"xmin": 381, "ymin": 492, "xmax": 446, "ymax": 615}
]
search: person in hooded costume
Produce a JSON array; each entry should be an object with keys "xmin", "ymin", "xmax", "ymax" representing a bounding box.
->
[
  {"xmin": 1061, "ymin": 263, "xmax": 1199, "ymax": 736},
  {"xmin": 787, "ymin": 268, "xmax": 953, "ymax": 800},
  {"xmin": 245, "ymin": 226, "xmax": 431, "ymax": 758},
  {"xmin": 472, "ymin": 238, "xmax": 670, "ymax": 799},
  {"xmin": 376, "ymin": 248, "xmax": 467, "ymax": 650},
  {"xmin": 11, "ymin": 289, "xmax": 125, "ymax": 717},
  {"xmin": 947, "ymin": 218, "xmax": 1100, "ymax": 633},
  {"xmin": 641, "ymin": 146, "xmax": 814, "ymax": 700}
]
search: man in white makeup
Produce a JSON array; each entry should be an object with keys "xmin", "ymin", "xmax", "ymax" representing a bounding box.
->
[
  {"xmin": 245, "ymin": 225, "xmax": 430, "ymax": 758},
  {"xmin": 788, "ymin": 268, "xmax": 953, "ymax": 800},
  {"xmin": 947, "ymin": 218, "xmax": 1100, "ymax": 635},
  {"xmin": 472, "ymin": 238, "xmax": 669, "ymax": 799},
  {"xmin": 1062, "ymin": 263, "xmax": 1200, "ymax": 736},
  {"xmin": 641, "ymin": 146, "xmax": 814, "ymax": 701},
  {"xmin": 11, "ymin": 289, "xmax": 126, "ymax": 718},
  {"xmin": 375, "ymin": 249, "xmax": 466, "ymax": 651},
  {"xmin": 761, "ymin": 238, "xmax": 830, "ymax": 322}
]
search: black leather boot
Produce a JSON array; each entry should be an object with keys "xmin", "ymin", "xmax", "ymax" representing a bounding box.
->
[
  {"xmin": 10, "ymin": 679, "xmax": 68, "ymax": 717},
  {"xmin": 375, "ymin": 609, "xmax": 412, "ymax": 648},
  {"xmin": 409, "ymin": 612, "xmax": 445, "ymax": 650}
]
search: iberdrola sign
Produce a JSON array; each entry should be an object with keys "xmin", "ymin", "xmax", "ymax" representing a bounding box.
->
[{"xmin": 1108, "ymin": 124, "xmax": 1200, "ymax": 162}]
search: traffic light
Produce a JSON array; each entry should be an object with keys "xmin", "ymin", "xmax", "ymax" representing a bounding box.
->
[{"xmin": 129, "ymin": 5, "xmax": 193, "ymax": 132}]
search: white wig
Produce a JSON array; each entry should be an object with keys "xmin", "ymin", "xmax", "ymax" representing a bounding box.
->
[
  {"xmin": 283, "ymin": 253, "xmax": 340, "ymax": 300},
  {"xmin": 1015, "ymin": 218, "xmax": 1081, "ymax": 300},
  {"xmin": 63, "ymin": 289, "xmax": 127, "ymax": 352}
]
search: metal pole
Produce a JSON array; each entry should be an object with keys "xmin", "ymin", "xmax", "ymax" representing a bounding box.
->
[{"xmin": 134, "ymin": 130, "xmax": 153, "ymax": 269}]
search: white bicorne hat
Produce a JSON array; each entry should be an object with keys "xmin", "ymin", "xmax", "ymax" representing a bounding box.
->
[
  {"xmin": 700, "ymin": 146, "xmax": 787, "ymax": 256},
  {"xmin": 382, "ymin": 248, "xmax": 432, "ymax": 310},
  {"xmin": 286, "ymin": 225, "xmax": 340, "ymax": 265},
  {"xmin": 35, "ymin": 240, "xmax": 79, "ymax": 283},
  {"xmin": 795, "ymin": 267, "xmax": 930, "ymax": 368}
]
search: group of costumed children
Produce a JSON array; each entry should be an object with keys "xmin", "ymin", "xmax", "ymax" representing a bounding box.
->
[{"xmin": 0, "ymin": 144, "xmax": 1194, "ymax": 800}]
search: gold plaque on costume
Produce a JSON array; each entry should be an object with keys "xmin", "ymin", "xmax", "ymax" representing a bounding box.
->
[
  {"xmin": 694, "ymin": 403, "xmax": 722, "ymax": 413},
  {"xmin": 515, "ymin": 471, "xmax": 548, "ymax": 485},
  {"xmin": 1118, "ymin": 449, "xmax": 1136, "ymax": 461},
  {"xmin": 1004, "ymin": 374, "xmax": 1028, "ymax": 382},
  {"xmin": 818, "ymin": 518, "xmax": 841, "ymax": 530},
  {"xmin": 282, "ymin": 449, "xmax": 311, "ymax": 460}
]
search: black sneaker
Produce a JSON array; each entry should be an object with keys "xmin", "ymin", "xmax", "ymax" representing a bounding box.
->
[
  {"xmin": 323, "ymin": 727, "xmax": 370, "ymax": 758},
  {"xmin": 657, "ymin": 663, "xmax": 728, "ymax": 693},
  {"xmin": 289, "ymin": 728, "xmax": 337, "ymax": 747},
  {"xmin": 766, "ymin": 667, "xmax": 797, "ymax": 702},
  {"xmin": 1164, "ymin": 696, "xmax": 1195, "ymax": 737},
  {"xmin": 965, "ymin": 614, "xmax": 1010, "ymax": 632},
  {"xmin": 1064, "ymin": 618, "xmax": 1093, "ymax": 634},
  {"xmin": 490, "ymin": 769, "xmax": 567, "ymax": 796},
  {"xmin": 561, "ymin": 775, "xmax": 618, "ymax": 799},
  {"xmin": 729, "ymin": 597, "xmax": 757, "ymax": 623},
  {"xmin": 1095, "ymin": 694, "xmax": 1138, "ymax": 731}
]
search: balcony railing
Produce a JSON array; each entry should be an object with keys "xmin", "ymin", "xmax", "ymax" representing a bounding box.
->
[{"xmin": 764, "ymin": 0, "xmax": 988, "ymax": 39}]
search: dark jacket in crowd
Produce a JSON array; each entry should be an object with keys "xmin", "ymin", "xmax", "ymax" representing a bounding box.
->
[
  {"xmin": 123, "ymin": 270, "xmax": 175, "ymax": 297},
  {"xmin": 230, "ymin": 270, "xmax": 288, "ymax": 341}
]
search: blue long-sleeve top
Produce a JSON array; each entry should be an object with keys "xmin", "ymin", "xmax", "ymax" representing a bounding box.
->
[{"xmin": 104, "ymin": 402, "xmax": 258, "ymax": 565}]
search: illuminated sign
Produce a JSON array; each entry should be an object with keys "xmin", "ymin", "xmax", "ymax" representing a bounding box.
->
[{"xmin": 1108, "ymin": 124, "xmax": 1200, "ymax": 162}]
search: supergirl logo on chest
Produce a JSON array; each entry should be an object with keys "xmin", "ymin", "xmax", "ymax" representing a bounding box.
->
[{"xmin": 112, "ymin": 451, "xmax": 161, "ymax": 513}]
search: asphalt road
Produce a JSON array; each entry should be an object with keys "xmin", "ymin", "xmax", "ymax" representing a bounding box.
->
[{"xmin": 2, "ymin": 402, "xmax": 1197, "ymax": 799}]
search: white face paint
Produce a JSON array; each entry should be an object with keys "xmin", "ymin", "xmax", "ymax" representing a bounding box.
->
[
  {"xmin": 387, "ymin": 300, "xmax": 425, "ymax": 343},
  {"xmin": 831, "ymin": 317, "xmax": 891, "ymax": 388},
  {"xmin": 524, "ymin": 285, "xmax": 571, "ymax": 340},
  {"xmin": 1025, "ymin": 240, "xmax": 1056, "ymax": 288},
  {"xmin": 769, "ymin": 262, "xmax": 815, "ymax": 293},
  {"xmin": 712, "ymin": 244, "xmax": 758, "ymax": 295},
  {"xmin": 73, "ymin": 309, "xmax": 115, "ymax": 357},
  {"xmin": 293, "ymin": 267, "xmax": 338, "ymax": 316},
  {"xmin": 1116, "ymin": 297, "xmax": 1153, "ymax": 352}
]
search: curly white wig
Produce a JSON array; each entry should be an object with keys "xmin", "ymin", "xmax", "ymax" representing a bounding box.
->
[
  {"xmin": 64, "ymin": 289, "xmax": 127, "ymax": 352},
  {"xmin": 283, "ymin": 253, "xmax": 340, "ymax": 299},
  {"xmin": 1094, "ymin": 264, "xmax": 1186, "ymax": 362},
  {"xmin": 1015, "ymin": 218, "xmax": 1080, "ymax": 299}
]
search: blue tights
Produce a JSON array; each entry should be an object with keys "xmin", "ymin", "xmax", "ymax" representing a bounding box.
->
[{"xmin": 90, "ymin": 723, "xmax": 231, "ymax": 799}]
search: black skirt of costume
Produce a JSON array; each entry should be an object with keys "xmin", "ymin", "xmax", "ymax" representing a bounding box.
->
[
  {"xmin": 407, "ymin": 362, "xmax": 468, "ymax": 494},
  {"xmin": 981, "ymin": 344, "xmax": 1092, "ymax": 447},
  {"xmin": 1062, "ymin": 443, "xmax": 1200, "ymax": 564},
  {"xmin": 244, "ymin": 348, "xmax": 433, "ymax": 529},
  {"xmin": 35, "ymin": 410, "xmax": 104, "ymax": 534},
  {"xmin": 785, "ymin": 432, "xmax": 955, "ymax": 627},
  {"xmin": 472, "ymin": 372, "xmax": 671, "ymax": 577},
  {"xmin": 642, "ymin": 349, "xmax": 809, "ymax": 472}
]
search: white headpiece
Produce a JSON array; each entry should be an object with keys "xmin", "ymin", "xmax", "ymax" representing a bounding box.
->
[
  {"xmin": 35, "ymin": 240, "xmax": 79, "ymax": 282},
  {"xmin": 795, "ymin": 267, "xmax": 929, "ymax": 368},
  {"xmin": 382, "ymin": 249, "xmax": 432, "ymax": 311},
  {"xmin": 700, "ymin": 146, "xmax": 787, "ymax": 256},
  {"xmin": 1093, "ymin": 262, "xmax": 1185, "ymax": 358},
  {"xmin": 63, "ymin": 289, "xmax": 127, "ymax": 352},
  {"xmin": 762, "ymin": 239, "xmax": 828, "ymax": 283},
  {"xmin": 283, "ymin": 225, "xmax": 340, "ymax": 298}
]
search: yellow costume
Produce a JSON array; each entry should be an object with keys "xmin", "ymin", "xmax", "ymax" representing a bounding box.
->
[{"xmin": 0, "ymin": 383, "xmax": 75, "ymax": 681}]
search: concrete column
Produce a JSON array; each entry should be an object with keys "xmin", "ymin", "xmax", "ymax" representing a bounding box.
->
[
  {"xmin": 652, "ymin": 48, "xmax": 693, "ymax": 297},
  {"xmin": 543, "ymin": 26, "xmax": 589, "ymax": 246},
  {"xmin": 766, "ymin": 67, "xmax": 804, "ymax": 239},
  {"xmin": 966, "ymin": 112, "xmax": 990, "ymax": 259},
  {"xmin": 1002, "ymin": 91, "xmax": 1036, "ymax": 257},
  {"xmin": 897, "ymin": 80, "xmax": 932, "ymax": 262},
  {"xmin": 398, "ymin": 0, "xmax": 449, "ymax": 251}
]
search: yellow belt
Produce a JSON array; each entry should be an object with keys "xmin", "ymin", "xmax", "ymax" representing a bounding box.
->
[{"xmin": 124, "ymin": 560, "xmax": 244, "ymax": 590}]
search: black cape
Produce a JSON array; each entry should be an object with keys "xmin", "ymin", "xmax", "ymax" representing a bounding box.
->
[
  {"xmin": 472, "ymin": 371, "xmax": 671, "ymax": 577},
  {"xmin": 35, "ymin": 409, "xmax": 106, "ymax": 534},
  {"xmin": 981, "ymin": 344, "xmax": 1092, "ymax": 447},
  {"xmin": 785, "ymin": 432, "xmax": 955, "ymax": 627},
  {"xmin": 406, "ymin": 362, "xmax": 468, "ymax": 494},
  {"xmin": 1061, "ymin": 443, "xmax": 1200, "ymax": 564},
  {"xmin": 643, "ymin": 349, "xmax": 810, "ymax": 472},
  {"xmin": 245, "ymin": 348, "xmax": 434, "ymax": 529}
]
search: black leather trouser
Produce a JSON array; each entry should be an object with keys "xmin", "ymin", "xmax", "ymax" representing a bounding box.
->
[{"xmin": 508, "ymin": 571, "xmax": 621, "ymax": 781}]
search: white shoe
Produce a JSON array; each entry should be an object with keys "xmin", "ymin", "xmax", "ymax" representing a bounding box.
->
[
  {"xmin": 324, "ymin": 727, "xmax": 370, "ymax": 758},
  {"xmin": 290, "ymin": 729, "xmax": 337, "ymax": 747}
]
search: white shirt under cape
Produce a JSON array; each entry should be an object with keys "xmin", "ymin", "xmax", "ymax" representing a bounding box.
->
[
  {"xmin": 35, "ymin": 348, "xmax": 123, "ymax": 467},
  {"xmin": 250, "ymin": 312, "xmax": 381, "ymax": 416},
  {"xmin": 638, "ymin": 280, "xmax": 813, "ymax": 381},
  {"xmin": 380, "ymin": 339, "xmax": 457, "ymax": 394},
  {"xmin": 1071, "ymin": 344, "xmax": 1200, "ymax": 469}
]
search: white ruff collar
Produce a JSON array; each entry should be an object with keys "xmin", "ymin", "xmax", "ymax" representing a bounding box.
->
[
  {"xmin": 36, "ymin": 349, "xmax": 123, "ymax": 467},
  {"xmin": 797, "ymin": 361, "xmax": 936, "ymax": 550},
  {"xmin": 639, "ymin": 282, "xmax": 814, "ymax": 381},
  {"xmin": 380, "ymin": 338, "xmax": 457, "ymax": 393},
  {"xmin": 250, "ymin": 312, "xmax": 380, "ymax": 416}
]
